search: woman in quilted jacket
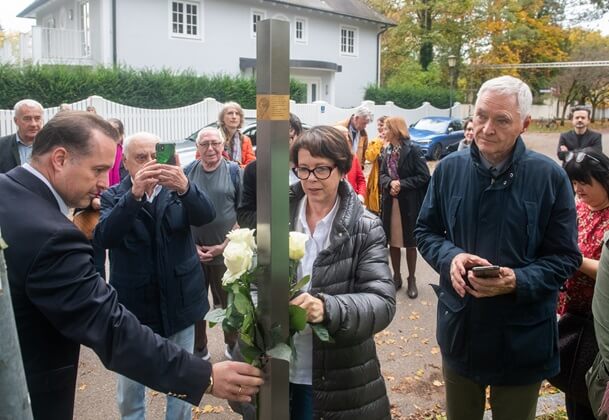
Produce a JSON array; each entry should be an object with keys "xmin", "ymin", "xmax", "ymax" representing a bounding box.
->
[{"xmin": 288, "ymin": 125, "xmax": 396, "ymax": 420}]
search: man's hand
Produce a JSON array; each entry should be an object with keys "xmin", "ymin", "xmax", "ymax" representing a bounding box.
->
[
  {"xmin": 290, "ymin": 292, "xmax": 324, "ymax": 323},
  {"xmin": 131, "ymin": 160, "xmax": 161, "ymax": 200},
  {"xmin": 450, "ymin": 253, "xmax": 492, "ymax": 297},
  {"xmin": 90, "ymin": 196, "xmax": 101, "ymax": 210},
  {"xmin": 210, "ymin": 361, "xmax": 264, "ymax": 403},
  {"xmin": 198, "ymin": 244, "xmax": 224, "ymax": 263},
  {"xmin": 466, "ymin": 267, "xmax": 517, "ymax": 298},
  {"xmin": 559, "ymin": 145, "xmax": 568, "ymax": 152},
  {"xmin": 157, "ymin": 163, "xmax": 189, "ymax": 194}
]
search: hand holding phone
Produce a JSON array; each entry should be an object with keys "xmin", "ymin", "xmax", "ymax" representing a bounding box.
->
[
  {"xmin": 471, "ymin": 265, "xmax": 501, "ymax": 278},
  {"xmin": 155, "ymin": 143, "xmax": 176, "ymax": 165}
]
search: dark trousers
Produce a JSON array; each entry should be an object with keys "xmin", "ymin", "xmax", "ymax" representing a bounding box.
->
[
  {"xmin": 194, "ymin": 263, "xmax": 238, "ymax": 353},
  {"xmin": 290, "ymin": 383, "xmax": 313, "ymax": 420},
  {"xmin": 443, "ymin": 364, "xmax": 541, "ymax": 420},
  {"xmin": 565, "ymin": 394, "xmax": 596, "ymax": 420}
]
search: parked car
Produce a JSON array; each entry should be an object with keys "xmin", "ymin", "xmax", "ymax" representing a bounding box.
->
[
  {"xmin": 409, "ymin": 117, "xmax": 465, "ymax": 160},
  {"xmin": 176, "ymin": 119, "xmax": 309, "ymax": 166}
]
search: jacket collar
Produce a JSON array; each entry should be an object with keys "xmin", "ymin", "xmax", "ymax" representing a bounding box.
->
[
  {"xmin": 6, "ymin": 166, "xmax": 60, "ymax": 211},
  {"xmin": 470, "ymin": 136, "xmax": 526, "ymax": 177},
  {"xmin": 289, "ymin": 180, "xmax": 363, "ymax": 244}
]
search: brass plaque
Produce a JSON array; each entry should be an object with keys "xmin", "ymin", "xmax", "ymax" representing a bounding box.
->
[{"xmin": 256, "ymin": 95, "xmax": 290, "ymax": 121}]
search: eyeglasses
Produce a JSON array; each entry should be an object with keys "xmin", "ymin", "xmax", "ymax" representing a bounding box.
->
[
  {"xmin": 293, "ymin": 165, "xmax": 336, "ymax": 180},
  {"xmin": 197, "ymin": 141, "xmax": 223, "ymax": 149},
  {"xmin": 565, "ymin": 151, "xmax": 601, "ymax": 165}
]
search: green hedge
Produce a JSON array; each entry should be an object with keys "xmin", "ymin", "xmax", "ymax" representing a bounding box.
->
[
  {"xmin": 0, "ymin": 64, "xmax": 306, "ymax": 109},
  {"xmin": 365, "ymin": 84, "xmax": 463, "ymax": 109}
]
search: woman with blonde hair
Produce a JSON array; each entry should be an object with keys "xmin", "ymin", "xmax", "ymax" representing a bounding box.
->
[
  {"xmin": 380, "ymin": 117, "xmax": 430, "ymax": 297},
  {"xmin": 218, "ymin": 101, "xmax": 256, "ymax": 167},
  {"xmin": 364, "ymin": 115, "xmax": 388, "ymax": 214}
]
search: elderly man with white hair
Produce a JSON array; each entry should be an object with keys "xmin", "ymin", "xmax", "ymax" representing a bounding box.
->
[
  {"xmin": 0, "ymin": 99, "xmax": 44, "ymax": 173},
  {"xmin": 336, "ymin": 105, "xmax": 373, "ymax": 168},
  {"xmin": 94, "ymin": 132, "xmax": 217, "ymax": 420},
  {"xmin": 184, "ymin": 127, "xmax": 241, "ymax": 360},
  {"xmin": 415, "ymin": 76, "xmax": 581, "ymax": 420}
]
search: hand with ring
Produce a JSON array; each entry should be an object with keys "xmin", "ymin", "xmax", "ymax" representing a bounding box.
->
[{"xmin": 210, "ymin": 361, "xmax": 264, "ymax": 402}]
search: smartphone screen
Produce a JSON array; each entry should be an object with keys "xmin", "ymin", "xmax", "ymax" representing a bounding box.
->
[
  {"xmin": 156, "ymin": 143, "xmax": 176, "ymax": 165},
  {"xmin": 472, "ymin": 265, "xmax": 500, "ymax": 278}
]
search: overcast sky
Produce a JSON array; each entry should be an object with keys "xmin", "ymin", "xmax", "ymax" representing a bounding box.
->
[{"xmin": 2, "ymin": 0, "xmax": 608, "ymax": 36}]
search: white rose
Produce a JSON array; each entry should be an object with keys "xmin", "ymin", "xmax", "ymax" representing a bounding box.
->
[
  {"xmin": 289, "ymin": 231, "xmax": 308, "ymax": 261},
  {"xmin": 226, "ymin": 228, "xmax": 257, "ymax": 251},
  {"xmin": 223, "ymin": 241, "xmax": 254, "ymax": 282}
]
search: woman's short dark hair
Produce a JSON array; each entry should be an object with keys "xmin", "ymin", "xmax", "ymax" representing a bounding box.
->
[
  {"xmin": 564, "ymin": 147, "xmax": 609, "ymax": 196},
  {"xmin": 32, "ymin": 111, "xmax": 118, "ymax": 158},
  {"xmin": 289, "ymin": 113, "xmax": 302, "ymax": 136},
  {"xmin": 290, "ymin": 126, "xmax": 353, "ymax": 175}
]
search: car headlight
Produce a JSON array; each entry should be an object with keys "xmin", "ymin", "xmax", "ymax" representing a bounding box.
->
[{"xmin": 414, "ymin": 139, "xmax": 432, "ymax": 144}]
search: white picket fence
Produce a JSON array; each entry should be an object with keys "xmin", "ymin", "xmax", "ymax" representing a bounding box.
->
[{"xmin": 0, "ymin": 96, "xmax": 469, "ymax": 141}]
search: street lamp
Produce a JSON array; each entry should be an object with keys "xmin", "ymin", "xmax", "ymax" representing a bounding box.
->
[{"xmin": 448, "ymin": 54, "xmax": 457, "ymax": 118}]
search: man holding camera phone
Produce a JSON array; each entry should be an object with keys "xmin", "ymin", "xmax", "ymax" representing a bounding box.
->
[
  {"xmin": 95, "ymin": 132, "xmax": 219, "ymax": 419},
  {"xmin": 415, "ymin": 76, "xmax": 581, "ymax": 420}
]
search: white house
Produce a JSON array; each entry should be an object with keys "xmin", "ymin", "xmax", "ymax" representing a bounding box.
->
[{"xmin": 17, "ymin": 0, "xmax": 394, "ymax": 107}]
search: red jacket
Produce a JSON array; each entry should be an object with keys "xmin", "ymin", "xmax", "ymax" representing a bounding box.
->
[{"xmin": 346, "ymin": 156, "xmax": 366, "ymax": 197}]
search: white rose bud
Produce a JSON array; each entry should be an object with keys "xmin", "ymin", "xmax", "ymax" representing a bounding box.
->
[
  {"xmin": 226, "ymin": 228, "xmax": 257, "ymax": 251},
  {"xmin": 223, "ymin": 241, "xmax": 253, "ymax": 282},
  {"xmin": 289, "ymin": 231, "xmax": 308, "ymax": 261}
]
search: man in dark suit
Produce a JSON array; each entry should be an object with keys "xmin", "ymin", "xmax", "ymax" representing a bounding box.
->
[
  {"xmin": 0, "ymin": 99, "xmax": 44, "ymax": 173},
  {"xmin": 0, "ymin": 112, "xmax": 263, "ymax": 419},
  {"xmin": 94, "ymin": 131, "xmax": 214, "ymax": 419},
  {"xmin": 557, "ymin": 106, "xmax": 603, "ymax": 165}
]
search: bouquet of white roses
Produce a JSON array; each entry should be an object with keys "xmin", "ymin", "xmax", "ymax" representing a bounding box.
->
[{"xmin": 205, "ymin": 228, "xmax": 331, "ymax": 367}]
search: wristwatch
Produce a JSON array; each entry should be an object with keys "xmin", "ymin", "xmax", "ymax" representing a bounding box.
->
[{"xmin": 205, "ymin": 373, "xmax": 214, "ymax": 394}]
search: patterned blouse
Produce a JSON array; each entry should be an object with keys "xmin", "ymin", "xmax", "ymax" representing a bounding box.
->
[{"xmin": 557, "ymin": 200, "xmax": 609, "ymax": 315}]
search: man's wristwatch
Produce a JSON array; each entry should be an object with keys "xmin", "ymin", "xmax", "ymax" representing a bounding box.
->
[{"xmin": 205, "ymin": 373, "xmax": 214, "ymax": 394}]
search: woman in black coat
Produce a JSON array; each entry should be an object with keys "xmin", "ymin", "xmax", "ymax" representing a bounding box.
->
[{"xmin": 379, "ymin": 116, "xmax": 430, "ymax": 298}]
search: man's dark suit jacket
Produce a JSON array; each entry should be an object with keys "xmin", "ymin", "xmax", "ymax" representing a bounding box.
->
[
  {"xmin": 0, "ymin": 167, "xmax": 211, "ymax": 419},
  {"xmin": 0, "ymin": 133, "xmax": 20, "ymax": 173},
  {"xmin": 557, "ymin": 129, "xmax": 603, "ymax": 162}
]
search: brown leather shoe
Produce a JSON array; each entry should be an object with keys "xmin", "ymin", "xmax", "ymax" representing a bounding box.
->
[{"xmin": 407, "ymin": 276, "xmax": 418, "ymax": 299}]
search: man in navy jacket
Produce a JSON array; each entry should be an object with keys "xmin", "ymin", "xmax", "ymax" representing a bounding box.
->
[
  {"xmin": 0, "ymin": 112, "xmax": 262, "ymax": 419},
  {"xmin": 415, "ymin": 76, "xmax": 581, "ymax": 420},
  {"xmin": 94, "ymin": 131, "xmax": 216, "ymax": 419}
]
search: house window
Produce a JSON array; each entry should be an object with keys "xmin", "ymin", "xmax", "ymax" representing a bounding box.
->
[
  {"xmin": 172, "ymin": 1, "xmax": 200, "ymax": 38},
  {"xmin": 252, "ymin": 10, "xmax": 265, "ymax": 37},
  {"xmin": 295, "ymin": 18, "xmax": 307, "ymax": 43},
  {"xmin": 340, "ymin": 25, "xmax": 357, "ymax": 56}
]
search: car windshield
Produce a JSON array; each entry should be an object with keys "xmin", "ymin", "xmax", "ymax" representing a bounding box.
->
[{"xmin": 413, "ymin": 119, "xmax": 449, "ymax": 133}]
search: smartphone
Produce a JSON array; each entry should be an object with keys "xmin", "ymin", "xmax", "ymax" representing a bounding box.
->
[
  {"xmin": 156, "ymin": 143, "xmax": 176, "ymax": 165},
  {"xmin": 472, "ymin": 265, "xmax": 501, "ymax": 278}
]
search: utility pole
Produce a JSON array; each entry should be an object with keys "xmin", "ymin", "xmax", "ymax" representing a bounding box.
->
[
  {"xmin": 255, "ymin": 19, "xmax": 290, "ymax": 419},
  {"xmin": 0, "ymin": 233, "xmax": 33, "ymax": 420}
]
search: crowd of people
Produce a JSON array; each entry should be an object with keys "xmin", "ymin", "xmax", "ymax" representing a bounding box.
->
[{"xmin": 0, "ymin": 74, "xmax": 608, "ymax": 420}]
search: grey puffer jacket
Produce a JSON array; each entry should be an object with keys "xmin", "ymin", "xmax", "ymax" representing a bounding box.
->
[{"xmin": 289, "ymin": 180, "xmax": 396, "ymax": 420}]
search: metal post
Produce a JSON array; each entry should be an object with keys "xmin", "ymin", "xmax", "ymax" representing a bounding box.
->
[
  {"xmin": 255, "ymin": 19, "xmax": 290, "ymax": 419},
  {"xmin": 0, "ymin": 233, "xmax": 33, "ymax": 420},
  {"xmin": 449, "ymin": 71, "xmax": 454, "ymax": 118}
]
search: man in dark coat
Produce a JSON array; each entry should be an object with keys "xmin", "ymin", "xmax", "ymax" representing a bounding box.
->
[
  {"xmin": 415, "ymin": 76, "xmax": 581, "ymax": 420},
  {"xmin": 0, "ymin": 112, "xmax": 262, "ymax": 419},
  {"xmin": 557, "ymin": 105, "xmax": 602, "ymax": 165},
  {"xmin": 0, "ymin": 99, "xmax": 44, "ymax": 173},
  {"xmin": 94, "ymin": 131, "xmax": 215, "ymax": 419}
]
